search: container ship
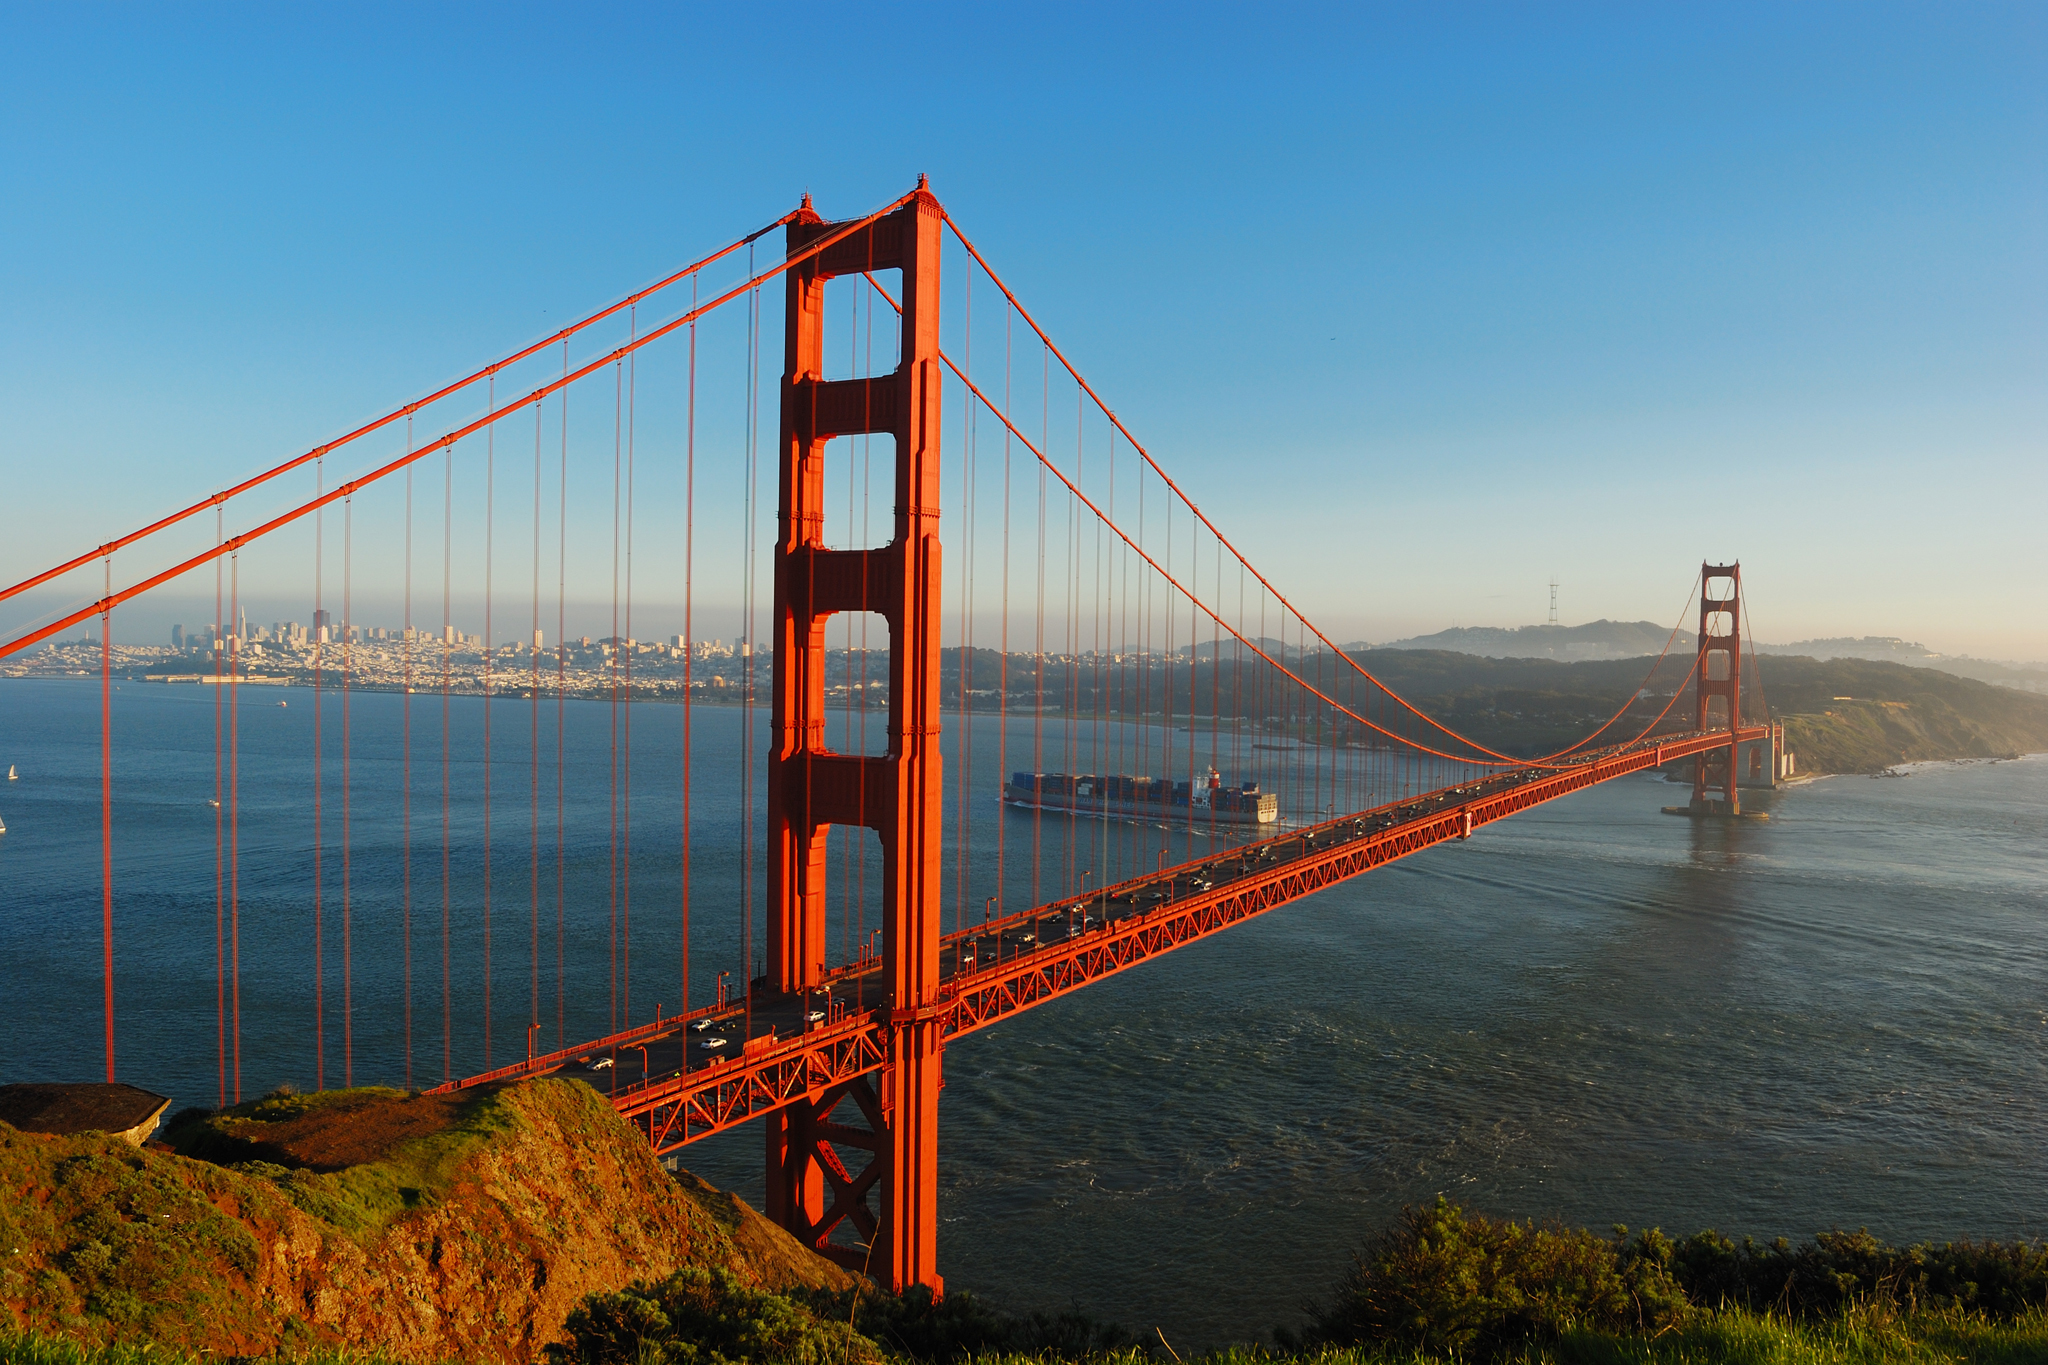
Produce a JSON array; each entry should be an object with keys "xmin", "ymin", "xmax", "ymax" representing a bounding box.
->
[{"xmin": 1003, "ymin": 767, "xmax": 1280, "ymax": 826}]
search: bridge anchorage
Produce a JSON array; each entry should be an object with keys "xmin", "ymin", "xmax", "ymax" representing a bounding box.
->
[{"xmin": 3, "ymin": 177, "xmax": 1775, "ymax": 1301}]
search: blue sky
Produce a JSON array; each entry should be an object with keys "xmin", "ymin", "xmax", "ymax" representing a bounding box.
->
[{"xmin": 2, "ymin": 3, "xmax": 2042, "ymax": 657}]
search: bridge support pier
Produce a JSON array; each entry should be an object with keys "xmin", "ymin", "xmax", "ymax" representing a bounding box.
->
[
  {"xmin": 1692, "ymin": 563, "xmax": 1742, "ymax": 815},
  {"xmin": 766, "ymin": 186, "xmax": 947, "ymax": 1294}
]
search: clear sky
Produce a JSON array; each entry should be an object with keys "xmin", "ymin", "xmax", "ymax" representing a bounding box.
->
[{"xmin": 3, "ymin": 3, "xmax": 2042, "ymax": 658}]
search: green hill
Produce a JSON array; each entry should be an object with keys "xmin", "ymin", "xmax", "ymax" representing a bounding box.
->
[
  {"xmin": 1331, "ymin": 650, "xmax": 2048, "ymax": 774},
  {"xmin": 0, "ymin": 1081, "xmax": 852, "ymax": 1363}
]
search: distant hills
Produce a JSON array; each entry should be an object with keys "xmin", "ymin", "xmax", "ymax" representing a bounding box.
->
[
  {"xmin": 1374, "ymin": 622, "xmax": 2048, "ymax": 695},
  {"xmin": 1754, "ymin": 637, "xmax": 2048, "ymax": 695},
  {"xmin": 1376, "ymin": 620, "xmax": 1690, "ymax": 662}
]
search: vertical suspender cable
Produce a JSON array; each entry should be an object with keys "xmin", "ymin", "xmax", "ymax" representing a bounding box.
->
[
  {"xmin": 841, "ymin": 293, "xmax": 857, "ymax": 975},
  {"xmin": 441, "ymin": 441, "xmax": 453, "ymax": 1082},
  {"xmin": 557, "ymin": 346, "xmax": 568, "ymax": 1045},
  {"xmin": 996, "ymin": 300, "xmax": 1011, "ymax": 918},
  {"xmin": 100, "ymin": 559, "xmax": 114, "ymax": 1082},
  {"xmin": 624, "ymin": 306, "xmax": 636, "ymax": 1025},
  {"xmin": 229, "ymin": 554, "xmax": 242, "ymax": 1098},
  {"xmin": 681, "ymin": 277, "xmax": 695, "ymax": 1021},
  {"xmin": 855, "ymin": 286, "xmax": 875, "ymax": 1003},
  {"xmin": 484, "ymin": 396, "xmax": 496, "ymax": 1069},
  {"xmin": 313, "ymin": 458, "xmax": 325, "ymax": 1089},
  {"xmin": 742, "ymin": 249, "xmax": 760, "ymax": 1036},
  {"xmin": 532, "ymin": 398, "xmax": 543, "ymax": 1039},
  {"xmin": 404, "ymin": 422, "xmax": 415, "ymax": 1090},
  {"xmin": 955, "ymin": 269, "xmax": 971, "ymax": 936},
  {"xmin": 1031, "ymin": 352, "xmax": 1045, "ymax": 912},
  {"xmin": 1074, "ymin": 407, "xmax": 1085, "ymax": 887},
  {"xmin": 1097, "ymin": 427, "xmax": 1114, "ymax": 875},
  {"xmin": 342, "ymin": 495, "xmax": 354, "ymax": 1087},
  {"xmin": 214, "ymin": 513, "xmax": 225, "ymax": 1106},
  {"xmin": 609, "ymin": 358, "xmax": 621, "ymax": 1040}
]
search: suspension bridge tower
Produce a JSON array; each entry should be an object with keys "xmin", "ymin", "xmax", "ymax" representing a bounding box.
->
[
  {"xmin": 1692, "ymin": 562, "xmax": 1742, "ymax": 814},
  {"xmin": 765, "ymin": 183, "xmax": 947, "ymax": 1293}
]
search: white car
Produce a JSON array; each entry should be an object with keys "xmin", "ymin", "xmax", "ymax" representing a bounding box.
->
[
  {"xmin": 698, "ymin": 1037, "xmax": 729, "ymax": 1051},
  {"xmin": 807, "ymin": 1011, "xmax": 827, "ymax": 1023},
  {"xmin": 587, "ymin": 1056, "xmax": 615, "ymax": 1071},
  {"xmin": 690, "ymin": 1018, "xmax": 715, "ymax": 1032}
]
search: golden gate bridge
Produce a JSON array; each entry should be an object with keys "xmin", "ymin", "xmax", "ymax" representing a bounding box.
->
[{"xmin": 0, "ymin": 179, "xmax": 1774, "ymax": 1295}]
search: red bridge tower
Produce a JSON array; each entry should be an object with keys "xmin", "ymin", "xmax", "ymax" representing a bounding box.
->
[
  {"xmin": 1692, "ymin": 562, "xmax": 1742, "ymax": 814},
  {"xmin": 765, "ymin": 185, "xmax": 947, "ymax": 1293}
]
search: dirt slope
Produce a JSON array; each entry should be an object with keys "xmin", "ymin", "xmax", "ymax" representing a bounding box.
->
[{"xmin": 0, "ymin": 1078, "xmax": 852, "ymax": 1363}]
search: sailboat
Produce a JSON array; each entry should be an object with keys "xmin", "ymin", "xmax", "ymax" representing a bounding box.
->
[
  {"xmin": 0, "ymin": 813, "xmax": 7, "ymax": 834},
  {"xmin": 6, "ymin": 765, "xmax": 15, "ymax": 780}
]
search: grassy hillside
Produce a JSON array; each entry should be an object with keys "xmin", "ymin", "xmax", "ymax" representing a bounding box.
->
[
  {"xmin": 1335, "ymin": 650, "xmax": 2048, "ymax": 773},
  {"xmin": 0, "ymin": 1081, "xmax": 852, "ymax": 1364},
  {"xmin": 1744, "ymin": 656, "xmax": 2048, "ymax": 774},
  {"xmin": 9, "ymin": 1115, "xmax": 2046, "ymax": 1365}
]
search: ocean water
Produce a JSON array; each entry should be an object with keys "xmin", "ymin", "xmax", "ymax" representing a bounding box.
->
[{"xmin": 2, "ymin": 678, "xmax": 2044, "ymax": 1346}]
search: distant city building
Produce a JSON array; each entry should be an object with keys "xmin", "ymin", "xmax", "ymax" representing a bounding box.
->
[{"xmin": 171, "ymin": 624, "xmax": 184, "ymax": 649}]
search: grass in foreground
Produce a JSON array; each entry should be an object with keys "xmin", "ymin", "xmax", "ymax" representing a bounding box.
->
[{"xmin": 8, "ymin": 1308, "xmax": 2047, "ymax": 1365}]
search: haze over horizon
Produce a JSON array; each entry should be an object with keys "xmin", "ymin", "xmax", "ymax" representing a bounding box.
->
[{"xmin": 3, "ymin": 3, "xmax": 2041, "ymax": 659}]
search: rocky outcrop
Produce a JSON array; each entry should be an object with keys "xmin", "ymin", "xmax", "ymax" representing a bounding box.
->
[{"xmin": 0, "ymin": 1079, "xmax": 851, "ymax": 1363}]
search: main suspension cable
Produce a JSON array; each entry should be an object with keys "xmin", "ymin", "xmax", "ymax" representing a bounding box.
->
[
  {"xmin": 1, "ymin": 191, "xmax": 923, "ymax": 663},
  {"xmin": 0, "ymin": 213, "xmax": 805, "ymax": 611}
]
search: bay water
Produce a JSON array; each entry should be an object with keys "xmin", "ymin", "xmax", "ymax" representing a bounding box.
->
[{"xmin": 1, "ymin": 678, "xmax": 2043, "ymax": 1345}]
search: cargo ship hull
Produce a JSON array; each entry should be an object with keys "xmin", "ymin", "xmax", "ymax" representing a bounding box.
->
[{"xmin": 1002, "ymin": 771, "xmax": 1279, "ymax": 826}]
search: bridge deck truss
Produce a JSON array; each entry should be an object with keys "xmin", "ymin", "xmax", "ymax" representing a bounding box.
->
[{"xmin": 570, "ymin": 725, "xmax": 1761, "ymax": 1150}]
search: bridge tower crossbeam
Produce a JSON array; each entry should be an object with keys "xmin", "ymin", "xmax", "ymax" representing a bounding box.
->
[{"xmin": 765, "ymin": 184, "xmax": 946, "ymax": 1293}]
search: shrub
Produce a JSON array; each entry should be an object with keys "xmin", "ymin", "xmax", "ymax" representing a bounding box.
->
[
  {"xmin": 1672, "ymin": 1227, "xmax": 2048, "ymax": 1319},
  {"xmin": 544, "ymin": 1267, "xmax": 881, "ymax": 1365},
  {"xmin": 1294, "ymin": 1198, "xmax": 1689, "ymax": 1356}
]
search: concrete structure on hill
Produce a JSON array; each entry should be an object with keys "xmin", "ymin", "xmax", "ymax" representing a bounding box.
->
[{"xmin": 0, "ymin": 1082, "xmax": 171, "ymax": 1146}]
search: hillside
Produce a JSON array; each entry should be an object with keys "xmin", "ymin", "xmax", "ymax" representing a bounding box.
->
[
  {"xmin": 1335, "ymin": 650, "xmax": 2048, "ymax": 773},
  {"xmin": 1377, "ymin": 619, "xmax": 1691, "ymax": 661},
  {"xmin": 1756, "ymin": 637, "xmax": 2048, "ymax": 695},
  {"xmin": 1747, "ymin": 655, "xmax": 2048, "ymax": 774},
  {"xmin": 1366, "ymin": 623, "xmax": 2048, "ymax": 696},
  {"xmin": 0, "ymin": 1080, "xmax": 853, "ymax": 1364}
]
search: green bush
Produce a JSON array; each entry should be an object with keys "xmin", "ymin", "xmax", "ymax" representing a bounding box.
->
[
  {"xmin": 1672, "ymin": 1227, "xmax": 2048, "ymax": 1319},
  {"xmin": 1291, "ymin": 1199, "xmax": 1689, "ymax": 1357},
  {"xmin": 543, "ymin": 1266, "xmax": 882, "ymax": 1365}
]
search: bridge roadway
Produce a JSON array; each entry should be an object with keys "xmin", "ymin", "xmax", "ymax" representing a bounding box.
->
[{"xmin": 431, "ymin": 724, "xmax": 1765, "ymax": 1153}]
